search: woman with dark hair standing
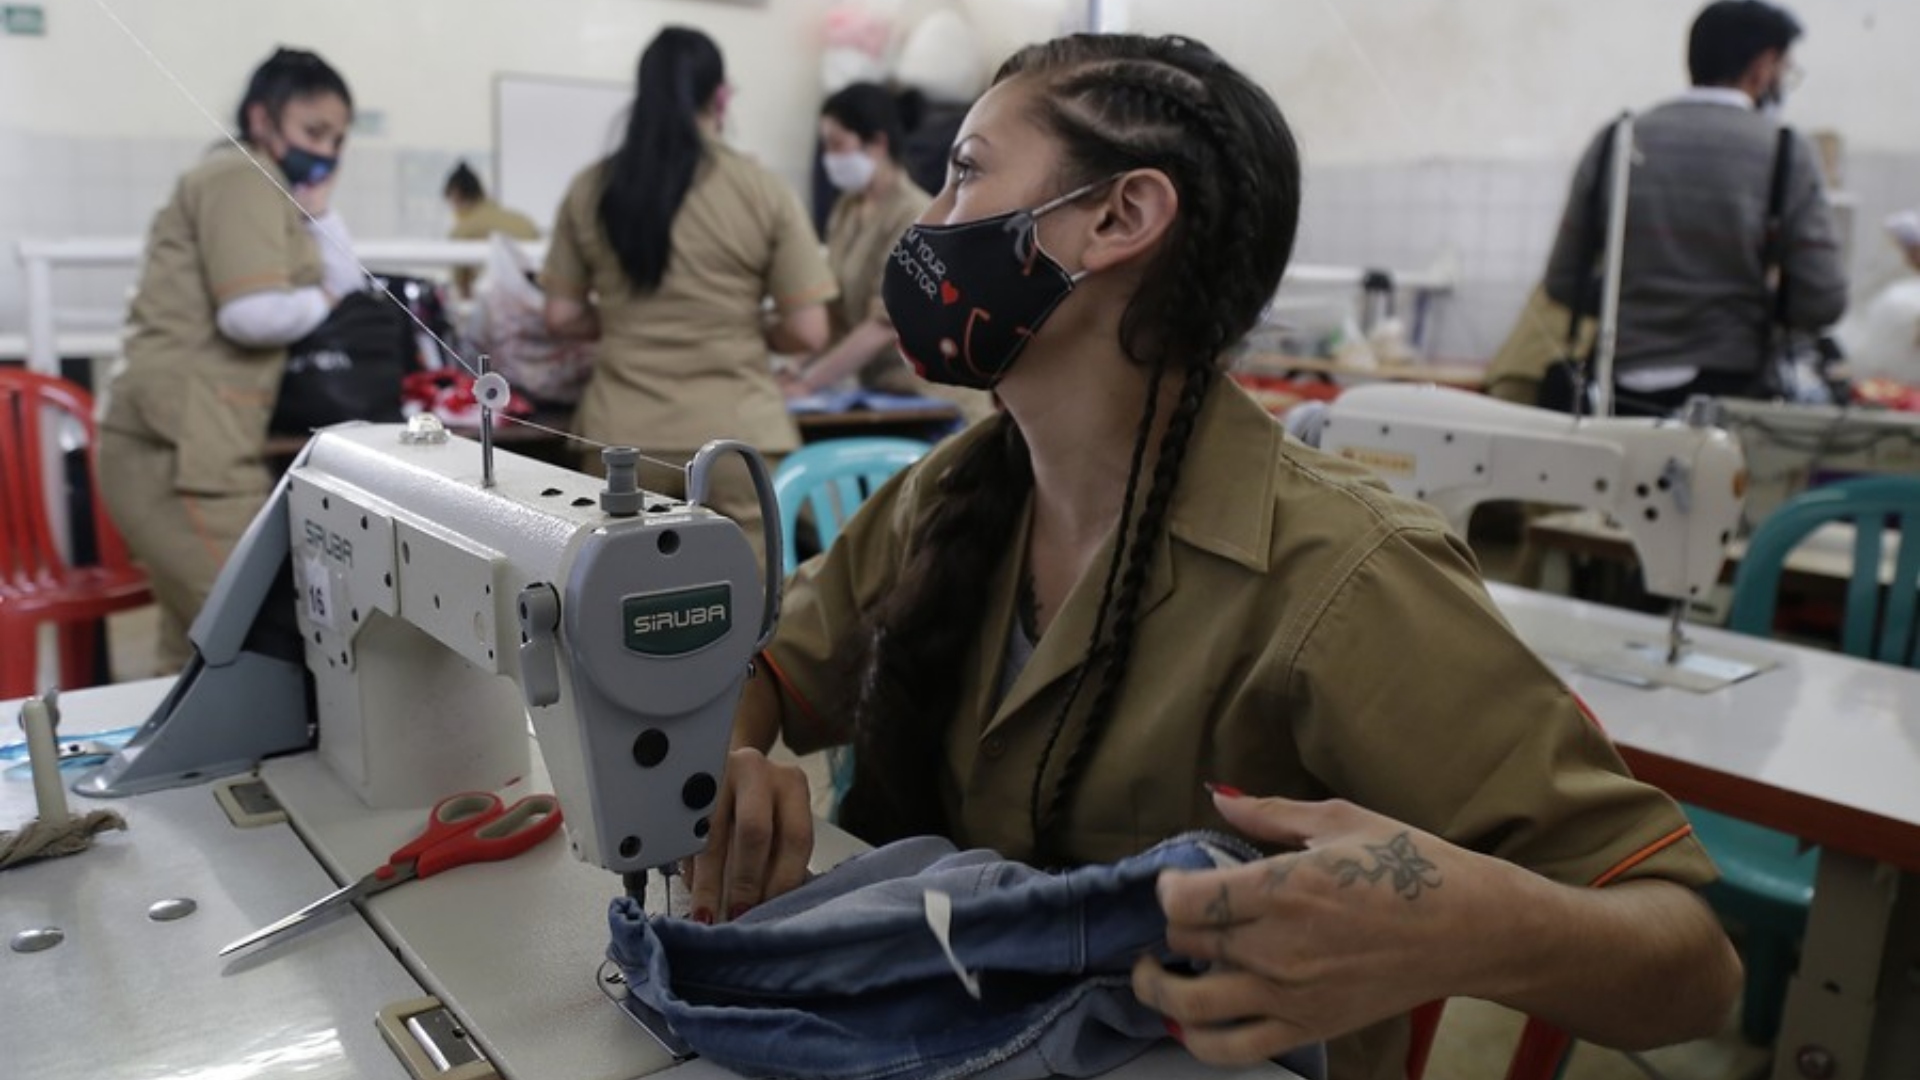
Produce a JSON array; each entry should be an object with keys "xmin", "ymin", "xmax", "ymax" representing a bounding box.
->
[
  {"xmin": 782, "ymin": 82, "xmax": 990, "ymax": 423},
  {"xmin": 544, "ymin": 26, "xmax": 835, "ymax": 554},
  {"xmin": 100, "ymin": 47, "xmax": 363, "ymax": 672},
  {"xmin": 692, "ymin": 34, "xmax": 1740, "ymax": 1079}
]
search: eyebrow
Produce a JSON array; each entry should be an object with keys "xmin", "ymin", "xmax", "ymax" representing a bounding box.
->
[{"xmin": 950, "ymin": 135, "xmax": 989, "ymax": 158}]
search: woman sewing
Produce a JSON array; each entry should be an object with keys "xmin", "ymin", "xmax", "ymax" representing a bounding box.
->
[{"xmin": 690, "ymin": 33, "xmax": 1740, "ymax": 1080}]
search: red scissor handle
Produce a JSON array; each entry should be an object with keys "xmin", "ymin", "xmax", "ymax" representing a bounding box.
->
[
  {"xmin": 413, "ymin": 794, "xmax": 564, "ymax": 880},
  {"xmin": 382, "ymin": 792, "xmax": 505, "ymax": 878}
]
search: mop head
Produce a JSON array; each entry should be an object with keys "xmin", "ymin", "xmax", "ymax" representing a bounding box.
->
[{"xmin": 0, "ymin": 810, "xmax": 127, "ymax": 870}]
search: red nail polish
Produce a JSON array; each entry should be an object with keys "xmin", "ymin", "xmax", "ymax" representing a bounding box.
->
[
  {"xmin": 1164, "ymin": 1018, "xmax": 1185, "ymax": 1043},
  {"xmin": 1205, "ymin": 782, "xmax": 1246, "ymax": 798},
  {"xmin": 728, "ymin": 903, "xmax": 750, "ymax": 922},
  {"xmin": 691, "ymin": 908, "xmax": 713, "ymax": 926}
]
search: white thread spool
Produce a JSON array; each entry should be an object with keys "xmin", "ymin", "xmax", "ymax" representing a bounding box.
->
[
  {"xmin": 474, "ymin": 372, "xmax": 511, "ymax": 413},
  {"xmin": 20, "ymin": 698, "xmax": 70, "ymax": 822}
]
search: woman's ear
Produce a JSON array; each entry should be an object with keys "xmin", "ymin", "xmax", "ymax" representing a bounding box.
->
[
  {"xmin": 244, "ymin": 102, "xmax": 272, "ymax": 145},
  {"xmin": 1080, "ymin": 170, "xmax": 1179, "ymax": 273}
]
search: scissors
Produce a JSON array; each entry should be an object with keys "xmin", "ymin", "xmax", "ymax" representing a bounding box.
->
[{"xmin": 220, "ymin": 790, "xmax": 563, "ymax": 956}]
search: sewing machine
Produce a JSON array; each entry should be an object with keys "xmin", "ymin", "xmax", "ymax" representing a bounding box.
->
[
  {"xmin": 79, "ymin": 411, "xmax": 780, "ymax": 886},
  {"xmin": 1288, "ymin": 383, "xmax": 1769, "ymax": 690}
]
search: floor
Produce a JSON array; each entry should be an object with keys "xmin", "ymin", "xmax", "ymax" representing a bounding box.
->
[{"xmin": 73, "ymin": 519, "xmax": 1777, "ymax": 1080}]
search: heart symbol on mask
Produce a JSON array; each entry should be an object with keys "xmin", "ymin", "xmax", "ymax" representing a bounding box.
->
[{"xmin": 940, "ymin": 281, "xmax": 961, "ymax": 306}]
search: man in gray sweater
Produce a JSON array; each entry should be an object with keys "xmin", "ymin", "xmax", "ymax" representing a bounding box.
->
[{"xmin": 1545, "ymin": 0, "xmax": 1846, "ymax": 415}]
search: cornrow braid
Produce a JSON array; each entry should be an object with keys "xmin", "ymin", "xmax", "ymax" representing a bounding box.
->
[
  {"xmin": 1025, "ymin": 357, "xmax": 1167, "ymax": 843},
  {"xmin": 1000, "ymin": 37, "xmax": 1298, "ymax": 861}
]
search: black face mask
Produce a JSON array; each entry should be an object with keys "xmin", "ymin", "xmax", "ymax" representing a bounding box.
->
[
  {"xmin": 880, "ymin": 176, "xmax": 1113, "ymax": 390},
  {"xmin": 279, "ymin": 144, "xmax": 338, "ymax": 187}
]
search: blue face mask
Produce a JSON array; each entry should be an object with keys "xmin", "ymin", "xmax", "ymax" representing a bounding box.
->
[{"xmin": 279, "ymin": 145, "xmax": 337, "ymax": 187}]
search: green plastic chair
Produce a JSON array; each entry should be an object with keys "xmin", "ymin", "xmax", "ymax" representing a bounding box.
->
[
  {"xmin": 772, "ymin": 437, "xmax": 931, "ymax": 814},
  {"xmin": 1695, "ymin": 475, "xmax": 1920, "ymax": 1044}
]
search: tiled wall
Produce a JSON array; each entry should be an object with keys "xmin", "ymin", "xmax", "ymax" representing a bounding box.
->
[
  {"xmin": 0, "ymin": 128, "xmax": 480, "ymax": 342},
  {"xmin": 1286, "ymin": 151, "xmax": 1920, "ymax": 364},
  {"xmin": 6, "ymin": 128, "xmax": 1919, "ymax": 367}
]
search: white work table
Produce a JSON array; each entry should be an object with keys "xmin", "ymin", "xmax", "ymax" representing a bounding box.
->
[
  {"xmin": 1489, "ymin": 583, "xmax": 1920, "ymax": 1080},
  {"xmin": 1, "ymin": 678, "xmax": 1297, "ymax": 1080}
]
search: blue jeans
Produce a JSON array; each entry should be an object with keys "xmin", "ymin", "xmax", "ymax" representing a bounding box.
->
[{"xmin": 607, "ymin": 831, "xmax": 1327, "ymax": 1080}]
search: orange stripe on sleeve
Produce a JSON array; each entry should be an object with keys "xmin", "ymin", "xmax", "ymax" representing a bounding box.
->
[
  {"xmin": 759, "ymin": 649, "xmax": 827, "ymax": 742},
  {"xmin": 1589, "ymin": 824, "xmax": 1695, "ymax": 888}
]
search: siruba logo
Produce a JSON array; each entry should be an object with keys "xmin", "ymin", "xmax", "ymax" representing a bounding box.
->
[
  {"xmin": 302, "ymin": 518, "xmax": 354, "ymax": 567},
  {"xmin": 622, "ymin": 584, "xmax": 732, "ymax": 656}
]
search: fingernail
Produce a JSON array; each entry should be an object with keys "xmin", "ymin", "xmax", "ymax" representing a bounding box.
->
[
  {"xmin": 728, "ymin": 903, "xmax": 750, "ymax": 922},
  {"xmin": 1164, "ymin": 1018, "xmax": 1185, "ymax": 1043},
  {"xmin": 1205, "ymin": 781, "xmax": 1245, "ymax": 799},
  {"xmin": 691, "ymin": 908, "xmax": 713, "ymax": 926}
]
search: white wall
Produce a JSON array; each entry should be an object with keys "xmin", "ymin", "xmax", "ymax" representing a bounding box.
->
[
  {"xmin": 1103, "ymin": 0, "xmax": 1917, "ymax": 360},
  {"xmin": 1125, "ymin": 0, "xmax": 1920, "ymax": 162},
  {"xmin": 0, "ymin": 0, "xmax": 837, "ymax": 187},
  {"xmin": 5, "ymin": 0, "xmax": 1915, "ymax": 361}
]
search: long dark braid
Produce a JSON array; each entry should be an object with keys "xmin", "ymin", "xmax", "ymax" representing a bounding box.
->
[
  {"xmin": 836, "ymin": 415, "xmax": 1032, "ymax": 842},
  {"xmin": 839, "ymin": 34, "xmax": 1300, "ymax": 856}
]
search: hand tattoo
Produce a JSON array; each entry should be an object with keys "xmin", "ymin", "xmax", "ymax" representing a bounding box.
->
[
  {"xmin": 1204, "ymin": 884, "xmax": 1234, "ymax": 927},
  {"xmin": 1258, "ymin": 859, "xmax": 1297, "ymax": 895},
  {"xmin": 1325, "ymin": 832, "xmax": 1443, "ymax": 900}
]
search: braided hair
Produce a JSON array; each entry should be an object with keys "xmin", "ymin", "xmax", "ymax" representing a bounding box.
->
[{"xmin": 835, "ymin": 35, "xmax": 1300, "ymax": 860}]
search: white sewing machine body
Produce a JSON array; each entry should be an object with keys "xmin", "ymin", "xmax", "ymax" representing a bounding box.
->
[
  {"xmin": 1295, "ymin": 383, "xmax": 1747, "ymax": 605},
  {"xmin": 287, "ymin": 424, "xmax": 768, "ymax": 875},
  {"xmin": 1290, "ymin": 384, "xmax": 1767, "ymax": 691},
  {"xmin": 82, "ymin": 421, "xmax": 777, "ymax": 883}
]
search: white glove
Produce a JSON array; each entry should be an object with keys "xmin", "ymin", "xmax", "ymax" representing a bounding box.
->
[{"xmin": 306, "ymin": 210, "xmax": 366, "ymax": 298}]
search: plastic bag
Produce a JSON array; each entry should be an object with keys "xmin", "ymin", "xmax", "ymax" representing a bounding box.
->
[{"xmin": 468, "ymin": 233, "xmax": 594, "ymax": 407}]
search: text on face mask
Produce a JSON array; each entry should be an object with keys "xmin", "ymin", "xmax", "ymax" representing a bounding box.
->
[{"xmin": 893, "ymin": 228, "xmax": 947, "ymax": 300}]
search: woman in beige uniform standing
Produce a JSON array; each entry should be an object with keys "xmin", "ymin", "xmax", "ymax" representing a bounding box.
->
[
  {"xmin": 100, "ymin": 48, "xmax": 363, "ymax": 672},
  {"xmin": 690, "ymin": 34, "xmax": 1740, "ymax": 1080},
  {"xmin": 544, "ymin": 26, "xmax": 835, "ymax": 556},
  {"xmin": 782, "ymin": 83, "xmax": 991, "ymax": 424}
]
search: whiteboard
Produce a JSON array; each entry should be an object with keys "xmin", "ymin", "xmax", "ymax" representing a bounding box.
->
[{"xmin": 494, "ymin": 74, "xmax": 631, "ymax": 235}]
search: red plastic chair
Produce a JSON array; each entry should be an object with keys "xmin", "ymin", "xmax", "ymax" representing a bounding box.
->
[
  {"xmin": 0, "ymin": 369, "xmax": 153, "ymax": 696},
  {"xmin": 1408, "ymin": 1000, "xmax": 1572, "ymax": 1080}
]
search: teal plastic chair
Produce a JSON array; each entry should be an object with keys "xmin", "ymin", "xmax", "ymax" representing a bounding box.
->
[
  {"xmin": 772, "ymin": 437, "xmax": 931, "ymax": 815},
  {"xmin": 772, "ymin": 437, "xmax": 931, "ymax": 577},
  {"xmin": 1693, "ymin": 475, "xmax": 1920, "ymax": 1044}
]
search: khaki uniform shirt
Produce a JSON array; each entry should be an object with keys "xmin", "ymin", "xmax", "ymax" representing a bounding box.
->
[
  {"xmin": 825, "ymin": 172, "xmax": 929, "ymax": 395},
  {"xmin": 543, "ymin": 141, "xmax": 836, "ymax": 453},
  {"xmin": 451, "ymin": 198, "xmax": 541, "ymax": 242},
  {"xmin": 450, "ymin": 198, "xmax": 541, "ymax": 294},
  {"xmin": 764, "ymin": 379, "xmax": 1716, "ymax": 1080},
  {"xmin": 103, "ymin": 146, "xmax": 321, "ymax": 494}
]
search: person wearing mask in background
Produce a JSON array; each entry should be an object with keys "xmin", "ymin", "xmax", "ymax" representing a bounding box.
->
[
  {"xmin": 1544, "ymin": 0, "xmax": 1845, "ymax": 415},
  {"xmin": 544, "ymin": 26, "xmax": 835, "ymax": 563},
  {"xmin": 444, "ymin": 161, "xmax": 540, "ymax": 298},
  {"xmin": 99, "ymin": 47, "xmax": 363, "ymax": 673},
  {"xmin": 780, "ymin": 83, "xmax": 992, "ymax": 425},
  {"xmin": 691, "ymin": 33, "xmax": 1739, "ymax": 1080}
]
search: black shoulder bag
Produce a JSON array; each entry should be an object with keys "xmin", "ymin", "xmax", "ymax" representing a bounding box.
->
[{"xmin": 269, "ymin": 288, "xmax": 414, "ymax": 434}]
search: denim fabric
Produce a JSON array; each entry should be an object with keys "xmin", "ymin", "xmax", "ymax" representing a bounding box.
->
[{"xmin": 607, "ymin": 831, "xmax": 1327, "ymax": 1080}]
